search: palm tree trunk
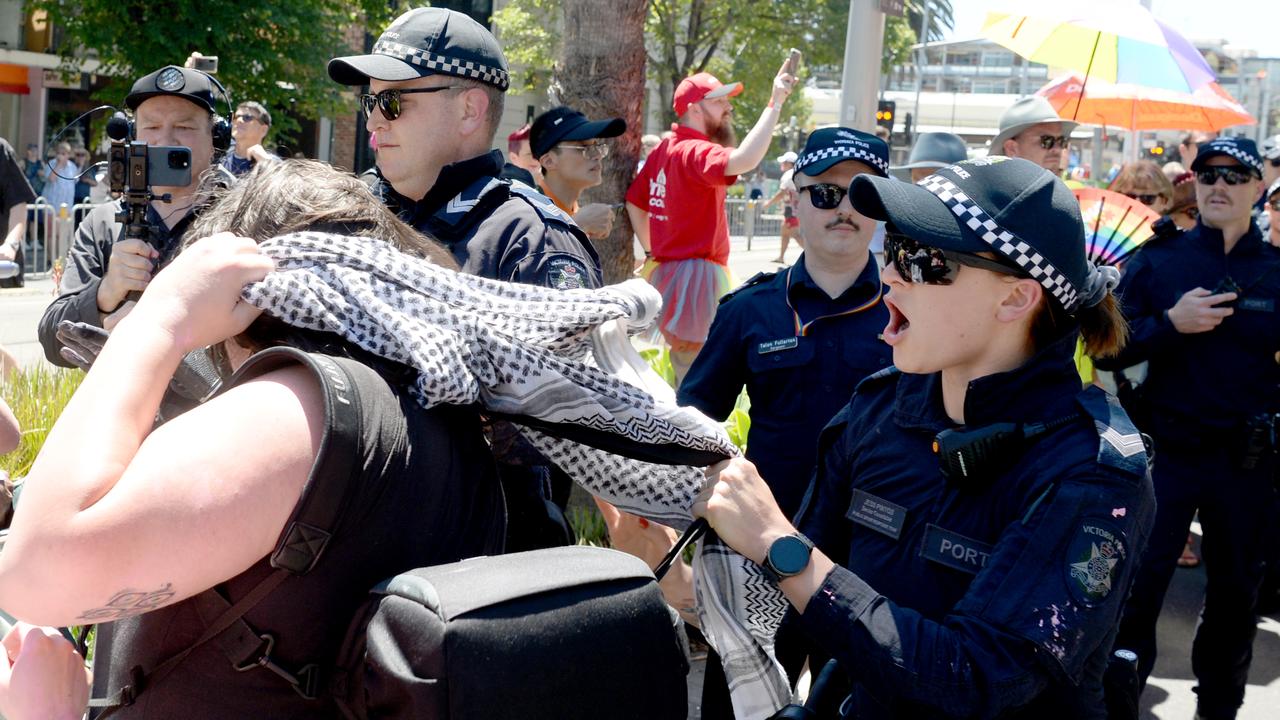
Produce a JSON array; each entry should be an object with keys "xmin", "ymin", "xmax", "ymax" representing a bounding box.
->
[{"xmin": 556, "ymin": 0, "xmax": 650, "ymax": 284}]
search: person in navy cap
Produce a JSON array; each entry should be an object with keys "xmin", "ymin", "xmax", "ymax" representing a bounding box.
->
[
  {"xmin": 1098, "ymin": 136, "xmax": 1278, "ymax": 720},
  {"xmin": 330, "ymin": 8, "xmax": 603, "ymax": 553},
  {"xmin": 677, "ymin": 125, "xmax": 893, "ymax": 718},
  {"xmin": 529, "ymin": 106, "xmax": 625, "ymax": 240},
  {"xmin": 694, "ymin": 155, "xmax": 1154, "ymax": 718},
  {"xmin": 37, "ymin": 64, "xmax": 231, "ymax": 366}
]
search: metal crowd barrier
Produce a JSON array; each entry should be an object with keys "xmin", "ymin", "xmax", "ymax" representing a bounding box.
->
[
  {"xmin": 21, "ymin": 200, "xmax": 103, "ymax": 279},
  {"xmin": 724, "ymin": 198, "xmax": 783, "ymax": 251}
]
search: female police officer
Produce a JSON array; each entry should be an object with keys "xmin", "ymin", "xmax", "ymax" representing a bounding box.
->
[{"xmin": 694, "ymin": 156, "xmax": 1156, "ymax": 719}]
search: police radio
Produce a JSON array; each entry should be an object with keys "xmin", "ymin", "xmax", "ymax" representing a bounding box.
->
[{"xmin": 932, "ymin": 415, "xmax": 1085, "ymax": 491}]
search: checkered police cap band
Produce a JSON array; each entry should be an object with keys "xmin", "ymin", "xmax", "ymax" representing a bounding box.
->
[
  {"xmin": 795, "ymin": 145, "xmax": 889, "ymax": 176},
  {"xmin": 919, "ymin": 173, "xmax": 1082, "ymax": 311},
  {"xmin": 373, "ymin": 39, "xmax": 510, "ymax": 91},
  {"xmin": 1205, "ymin": 142, "xmax": 1263, "ymax": 176}
]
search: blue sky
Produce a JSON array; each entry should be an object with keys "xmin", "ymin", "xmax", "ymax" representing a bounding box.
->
[{"xmin": 947, "ymin": 0, "xmax": 1279, "ymax": 58}]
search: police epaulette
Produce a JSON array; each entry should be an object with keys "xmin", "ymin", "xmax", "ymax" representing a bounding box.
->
[
  {"xmin": 1144, "ymin": 217, "xmax": 1184, "ymax": 246},
  {"xmin": 1076, "ymin": 387, "xmax": 1148, "ymax": 479},
  {"xmin": 718, "ymin": 271, "xmax": 775, "ymax": 305},
  {"xmin": 508, "ymin": 181, "xmax": 577, "ymax": 226},
  {"xmin": 855, "ymin": 366, "xmax": 900, "ymax": 392}
]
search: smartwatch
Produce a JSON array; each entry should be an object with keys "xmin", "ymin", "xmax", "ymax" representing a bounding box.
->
[{"xmin": 761, "ymin": 533, "xmax": 814, "ymax": 584}]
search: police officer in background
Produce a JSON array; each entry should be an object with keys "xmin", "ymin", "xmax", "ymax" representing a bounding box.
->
[
  {"xmin": 1100, "ymin": 137, "xmax": 1278, "ymax": 720},
  {"xmin": 678, "ymin": 126, "xmax": 892, "ymax": 720},
  {"xmin": 328, "ymin": 7, "xmax": 602, "ymax": 551},
  {"xmin": 37, "ymin": 65, "xmax": 229, "ymax": 365},
  {"xmin": 328, "ymin": 7, "xmax": 601, "ymax": 291},
  {"xmin": 695, "ymin": 156, "xmax": 1154, "ymax": 718}
]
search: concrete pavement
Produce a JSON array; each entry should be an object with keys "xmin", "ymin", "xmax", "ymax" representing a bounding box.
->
[{"xmin": 3, "ymin": 238, "xmax": 1279, "ymax": 718}]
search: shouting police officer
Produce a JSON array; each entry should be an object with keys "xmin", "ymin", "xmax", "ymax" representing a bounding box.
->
[
  {"xmin": 37, "ymin": 65, "xmax": 228, "ymax": 365},
  {"xmin": 1101, "ymin": 137, "xmax": 1278, "ymax": 720}
]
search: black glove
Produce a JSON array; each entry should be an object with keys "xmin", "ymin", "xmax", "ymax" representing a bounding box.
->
[{"xmin": 55, "ymin": 320, "xmax": 223, "ymax": 421}]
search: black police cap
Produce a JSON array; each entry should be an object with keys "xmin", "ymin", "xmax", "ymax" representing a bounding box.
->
[
  {"xmin": 328, "ymin": 7, "xmax": 510, "ymax": 91},
  {"xmin": 530, "ymin": 107, "xmax": 626, "ymax": 159},
  {"xmin": 852, "ymin": 156, "xmax": 1093, "ymax": 313}
]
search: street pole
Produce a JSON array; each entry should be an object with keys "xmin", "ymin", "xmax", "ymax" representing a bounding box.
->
[
  {"xmin": 912, "ymin": 0, "xmax": 931, "ymax": 135},
  {"xmin": 840, "ymin": 0, "xmax": 886, "ymax": 131}
]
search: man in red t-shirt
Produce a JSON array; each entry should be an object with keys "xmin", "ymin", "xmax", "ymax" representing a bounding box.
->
[{"xmin": 626, "ymin": 64, "xmax": 797, "ymax": 383}]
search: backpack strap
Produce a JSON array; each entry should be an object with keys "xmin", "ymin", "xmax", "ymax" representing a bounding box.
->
[{"xmin": 89, "ymin": 348, "xmax": 364, "ymax": 713}]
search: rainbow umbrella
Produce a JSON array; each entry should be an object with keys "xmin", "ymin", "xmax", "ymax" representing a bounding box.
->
[
  {"xmin": 1039, "ymin": 72, "xmax": 1254, "ymax": 132},
  {"xmin": 981, "ymin": 3, "xmax": 1216, "ymax": 96},
  {"xmin": 1073, "ymin": 187, "xmax": 1161, "ymax": 267}
]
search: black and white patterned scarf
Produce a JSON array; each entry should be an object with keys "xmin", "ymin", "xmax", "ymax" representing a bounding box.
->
[{"xmin": 241, "ymin": 232, "xmax": 792, "ymax": 718}]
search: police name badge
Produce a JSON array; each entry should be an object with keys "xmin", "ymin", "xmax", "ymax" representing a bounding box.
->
[
  {"xmin": 1065, "ymin": 519, "xmax": 1128, "ymax": 606},
  {"xmin": 757, "ymin": 338, "xmax": 799, "ymax": 354},
  {"xmin": 920, "ymin": 524, "xmax": 993, "ymax": 575},
  {"xmin": 847, "ymin": 489, "xmax": 907, "ymax": 540},
  {"xmin": 547, "ymin": 256, "xmax": 589, "ymax": 290}
]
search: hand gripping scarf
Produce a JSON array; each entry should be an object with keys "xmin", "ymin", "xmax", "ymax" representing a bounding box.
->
[{"xmin": 241, "ymin": 232, "xmax": 793, "ymax": 718}]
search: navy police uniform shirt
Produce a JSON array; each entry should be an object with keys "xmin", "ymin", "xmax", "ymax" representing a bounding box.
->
[
  {"xmin": 794, "ymin": 332, "xmax": 1155, "ymax": 719},
  {"xmin": 378, "ymin": 150, "xmax": 602, "ymax": 290},
  {"xmin": 677, "ymin": 253, "xmax": 890, "ymax": 518},
  {"xmin": 1097, "ymin": 219, "xmax": 1280, "ymax": 440}
]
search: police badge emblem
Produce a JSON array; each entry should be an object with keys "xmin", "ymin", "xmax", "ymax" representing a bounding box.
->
[{"xmin": 1066, "ymin": 519, "xmax": 1128, "ymax": 606}]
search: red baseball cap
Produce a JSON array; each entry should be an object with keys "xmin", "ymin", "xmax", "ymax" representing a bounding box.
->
[{"xmin": 673, "ymin": 72, "xmax": 743, "ymax": 117}]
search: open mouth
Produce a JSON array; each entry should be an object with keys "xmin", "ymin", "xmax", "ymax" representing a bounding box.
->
[{"xmin": 883, "ymin": 295, "xmax": 909, "ymax": 344}]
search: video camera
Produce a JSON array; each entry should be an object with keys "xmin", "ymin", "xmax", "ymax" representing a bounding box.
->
[{"xmin": 104, "ymin": 111, "xmax": 193, "ymax": 252}]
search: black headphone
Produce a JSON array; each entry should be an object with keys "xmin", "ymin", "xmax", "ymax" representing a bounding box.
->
[{"xmin": 201, "ymin": 70, "xmax": 233, "ymax": 154}]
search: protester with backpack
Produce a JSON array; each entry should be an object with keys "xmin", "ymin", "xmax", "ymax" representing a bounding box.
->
[{"xmin": 0, "ymin": 160, "xmax": 507, "ymax": 717}]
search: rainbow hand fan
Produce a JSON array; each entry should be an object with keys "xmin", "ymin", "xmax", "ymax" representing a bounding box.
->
[{"xmin": 1073, "ymin": 187, "xmax": 1162, "ymax": 267}]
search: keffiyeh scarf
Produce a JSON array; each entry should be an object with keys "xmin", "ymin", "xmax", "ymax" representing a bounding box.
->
[{"xmin": 242, "ymin": 232, "xmax": 792, "ymax": 718}]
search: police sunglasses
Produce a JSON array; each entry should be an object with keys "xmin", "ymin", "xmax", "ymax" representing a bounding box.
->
[
  {"xmin": 1195, "ymin": 166, "xmax": 1255, "ymax": 186},
  {"xmin": 798, "ymin": 183, "xmax": 848, "ymax": 209},
  {"xmin": 884, "ymin": 232, "xmax": 1024, "ymax": 286},
  {"xmin": 360, "ymin": 86, "xmax": 466, "ymax": 121},
  {"xmin": 1038, "ymin": 135, "xmax": 1069, "ymax": 150}
]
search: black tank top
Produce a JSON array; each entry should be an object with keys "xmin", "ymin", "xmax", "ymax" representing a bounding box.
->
[{"xmin": 90, "ymin": 352, "xmax": 505, "ymax": 717}]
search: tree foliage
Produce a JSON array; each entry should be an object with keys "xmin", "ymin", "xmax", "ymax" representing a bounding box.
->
[{"xmin": 32, "ymin": 0, "xmax": 399, "ymax": 142}]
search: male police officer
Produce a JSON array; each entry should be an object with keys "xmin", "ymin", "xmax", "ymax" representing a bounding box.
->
[
  {"xmin": 1100, "ymin": 137, "xmax": 1277, "ymax": 720},
  {"xmin": 328, "ymin": 7, "xmax": 601, "ymax": 292},
  {"xmin": 329, "ymin": 7, "xmax": 602, "ymax": 551},
  {"xmin": 677, "ymin": 128, "xmax": 892, "ymax": 719},
  {"xmin": 37, "ymin": 65, "xmax": 225, "ymax": 365}
]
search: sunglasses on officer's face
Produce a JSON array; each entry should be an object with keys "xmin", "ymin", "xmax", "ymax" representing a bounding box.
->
[
  {"xmin": 1038, "ymin": 135, "xmax": 1069, "ymax": 150},
  {"xmin": 360, "ymin": 86, "xmax": 467, "ymax": 121},
  {"xmin": 798, "ymin": 183, "xmax": 848, "ymax": 209},
  {"xmin": 883, "ymin": 232, "xmax": 1023, "ymax": 286},
  {"xmin": 1195, "ymin": 166, "xmax": 1256, "ymax": 186}
]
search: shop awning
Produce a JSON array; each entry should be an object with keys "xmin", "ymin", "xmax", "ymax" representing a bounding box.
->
[{"xmin": 0, "ymin": 64, "xmax": 29, "ymax": 95}]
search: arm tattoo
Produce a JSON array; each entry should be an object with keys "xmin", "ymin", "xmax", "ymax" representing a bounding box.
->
[{"xmin": 77, "ymin": 583, "xmax": 176, "ymax": 622}]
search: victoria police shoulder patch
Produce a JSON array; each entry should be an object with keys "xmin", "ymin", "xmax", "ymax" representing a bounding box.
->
[
  {"xmin": 1065, "ymin": 519, "xmax": 1128, "ymax": 606},
  {"xmin": 546, "ymin": 256, "xmax": 590, "ymax": 290}
]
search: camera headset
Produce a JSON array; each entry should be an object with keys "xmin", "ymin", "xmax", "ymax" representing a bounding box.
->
[{"xmin": 112, "ymin": 65, "xmax": 233, "ymax": 155}]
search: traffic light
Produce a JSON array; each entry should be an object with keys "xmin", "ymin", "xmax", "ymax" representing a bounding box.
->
[
  {"xmin": 876, "ymin": 100, "xmax": 896, "ymax": 130},
  {"xmin": 1146, "ymin": 141, "xmax": 1166, "ymax": 160}
]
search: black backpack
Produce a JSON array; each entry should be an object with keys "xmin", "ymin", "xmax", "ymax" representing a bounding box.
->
[{"xmin": 90, "ymin": 348, "xmax": 689, "ymax": 718}]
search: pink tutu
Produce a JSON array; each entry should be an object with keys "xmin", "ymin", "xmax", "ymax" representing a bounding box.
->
[{"xmin": 643, "ymin": 258, "xmax": 733, "ymax": 346}]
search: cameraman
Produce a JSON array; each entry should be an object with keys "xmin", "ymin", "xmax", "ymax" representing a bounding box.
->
[{"xmin": 37, "ymin": 65, "xmax": 225, "ymax": 366}]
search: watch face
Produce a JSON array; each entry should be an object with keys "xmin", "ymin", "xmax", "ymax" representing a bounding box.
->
[
  {"xmin": 156, "ymin": 68, "xmax": 186, "ymax": 92},
  {"xmin": 769, "ymin": 535, "xmax": 811, "ymax": 576}
]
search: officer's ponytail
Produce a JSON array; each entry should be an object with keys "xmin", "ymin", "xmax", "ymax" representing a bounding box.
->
[{"xmin": 1030, "ymin": 288, "xmax": 1129, "ymax": 359}]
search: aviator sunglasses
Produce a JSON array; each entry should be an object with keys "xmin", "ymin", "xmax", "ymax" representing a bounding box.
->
[
  {"xmin": 1195, "ymin": 166, "xmax": 1255, "ymax": 186},
  {"xmin": 884, "ymin": 231, "xmax": 1023, "ymax": 285},
  {"xmin": 360, "ymin": 86, "xmax": 466, "ymax": 121}
]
